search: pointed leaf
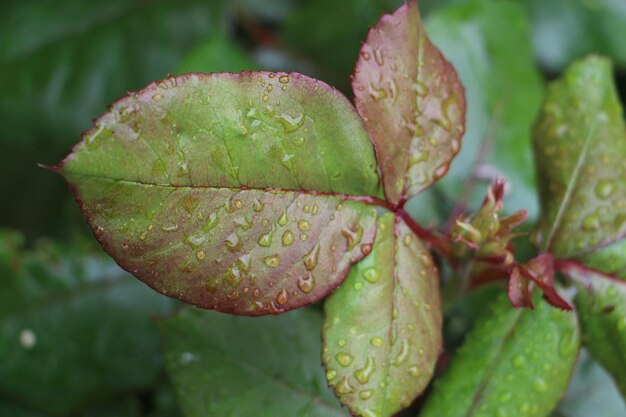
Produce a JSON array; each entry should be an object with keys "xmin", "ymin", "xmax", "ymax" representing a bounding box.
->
[
  {"xmin": 57, "ymin": 72, "xmax": 383, "ymax": 315},
  {"xmin": 352, "ymin": 0, "xmax": 466, "ymax": 204},
  {"xmin": 322, "ymin": 213, "xmax": 442, "ymax": 416},
  {"xmin": 159, "ymin": 307, "xmax": 347, "ymax": 417},
  {"xmin": 533, "ymin": 56, "xmax": 626, "ymax": 258},
  {"xmin": 560, "ymin": 262, "xmax": 626, "ymax": 397},
  {"xmin": 420, "ymin": 293, "xmax": 580, "ymax": 417}
]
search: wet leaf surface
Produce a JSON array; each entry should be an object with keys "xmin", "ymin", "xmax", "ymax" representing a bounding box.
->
[
  {"xmin": 352, "ymin": 1, "xmax": 466, "ymax": 204},
  {"xmin": 561, "ymin": 262, "xmax": 626, "ymax": 397},
  {"xmin": 533, "ymin": 56, "xmax": 626, "ymax": 259},
  {"xmin": 419, "ymin": 293, "xmax": 580, "ymax": 417},
  {"xmin": 58, "ymin": 72, "xmax": 382, "ymax": 315},
  {"xmin": 322, "ymin": 213, "xmax": 442, "ymax": 417}
]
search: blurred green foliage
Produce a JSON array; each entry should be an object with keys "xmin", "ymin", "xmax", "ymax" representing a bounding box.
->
[{"xmin": 1, "ymin": 0, "xmax": 625, "ymax": 415}]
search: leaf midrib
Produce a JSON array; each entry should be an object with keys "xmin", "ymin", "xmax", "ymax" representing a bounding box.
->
[
  {"xmin": 543, "ymin": 121, "xmax": 597, "ymax": 252},
  {"xmin": 462, "ymin": 307, "xmax": 525, "ymax": 417},
  {"xmin": 62, "ymin": 171, "xmax": 385, "ymax": 205}
]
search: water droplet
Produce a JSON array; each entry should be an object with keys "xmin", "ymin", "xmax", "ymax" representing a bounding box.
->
[
  {"xmin": 373, "ymin": 48, "xmax": 384, "ymax": 66},
  {"xmin": 225, "ymin": 233, "xmax": 242, "ymax": 252},
  {"xmin": 237, "ymin": 254, "xmax": 251, "ymax": 273},
  {"xmin": 185, "ymin": 234, "xmax": 206, "ymax": 248},
  {"xmin": 182, "ymin": 195, "xmax": 199, "ymax": 214},
  {"xmin": 342, "ymin": 224, "xmax": 364, "ymax": 250},
  {"xmin": 558, "ymin": 330, "xmax": 578, "ymax": 357},
  {"xmin": 439, "ymin": 94, "xmax": 460, "ymax": 132},
  {"xmin": 326, "ymin": 369, "xmax": 337, "ymax": 380},
  {"xmin": 282, "ymin": 230, "xmax": 294, "ymax": 246},
  {"xmin": 393, "ymin": 339, "xmax": 410, "ymax": 365},
  {"xmin": 276, "ymin": 288, "xmax": 288, "ymax": 305},
  {"xmin": 354, "ymin": 357, "xmax": 375, "ymax": 384},
  {"xmin": 369, "ymin": 83, "xmax": 387, "ymax": 101},
  {"xmin": 403, "ymin": 234, "xmax": 412, "ymax": 247},
  {"xmin": 253, "ymin": 198, "xmax": 265, "ymax": 212},
  {"xmin": 298, "ymin": 220, "xmax": 311, "ymax": 231},
  {"xmin": 196, "ymin": 250, "xmax": 206, "ymax": 260},
  {"xmin": 300, "ymin": 233, "xmax": 308, "ymax": 241},
  {"xmin": 262, "ymin": 93, "xmax": 269, "ymax": 102},
  {"xmin": 278, "ymin": 210, "xmax": 288, "ymax": 226},
  {"xmin": 293, "ymin": 136, "xmax": 305, "ymax": 147},
  {"xmin": 264, "ymin": 255, "xmax": 280, "ymax": 267},
  {"xmin": 19, "ymin": 329, "xmax": 36, "ymax": 349},
  {"xmin": 152, "ymin": 93, "xmax": 164, "ymax": 101},
  {"xmin": 499, "ymin": 391, "xmax": 512, "ymax": 403},
  {"xmin": 161, "ymin": 224, "xmax": 180, "ymax": 232},
  {"xmin": 362, "ymin": 267, "xmax": 380, "ymax": 283},
  {"xmin": 411, "ymin": 81, "xmax": 428, "ymax": 97},
  {"xmin": 595, "ymin": 179, "xmax": 616, "ymax": 199},
  {"xmin": 258, "ymin": 231, "xmax": 273, "ymax": 247},
  {"xmin": 359, "ymin": 389, "xmax": 374, "ymax": 400},
  {"xmin": 361, "ymin": 244, "xmax": 372, "ymax": 255},
  {"xmin": 361, "ymin": 51, "xmax": 371, "ymax": 61},
  {"xmin": 202, "ymin": 212, "xmax": 219, "ymax": 231},
  {"xmin": 511, "ymin": 354, "xmax": 525, "ymax": 368},
  {"xmin": 297, "ymin": 273, "xmax": 315, "ymax": 293},
  {"xmin": 224, "ymin": 267, "xmax": 242, "ymax": 287},
  {"xmin": 370, "ymin": 336, "xmax": 384, "ymax": 347},
  {"xmin": 337, "ymin": 339, "xmax": 346, "ymax": 347},
  {"xmin": 532, "ymin": 377, "xmax": 548, "ymax": 392},
  {"xmin": 138, "ymin": 230, "xmax": 148, "ymax": 241},
  {"xmin": 279, "ymin": 75, "xmax": 289, "ymax": 84},
  {"xmin": 408, "ymin": 365, "xmax": 420, "ymax": 378},
  {"xmin": 335, "ymin": 376, "xmax": 354, "ymax": 394},
  {"xmin": 582, "ymin": 213, "xmax": 601, "ymax": 231},
  {"xmin": 303, "ymin": 244, "xmax": 320, "ymax": 271},
  {"xmin": 336, "ymin": 352, "xmax": 354, "ymax": 367}
]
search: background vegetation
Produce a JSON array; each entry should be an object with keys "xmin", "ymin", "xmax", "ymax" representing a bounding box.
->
[{"xmin": 1, "ymin": 0, "xmax": 625, "ymax": 416}]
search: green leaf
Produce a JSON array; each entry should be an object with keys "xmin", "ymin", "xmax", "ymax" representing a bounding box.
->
[
  {"xmin": 533, "ymin": 56, "xmax": 626, "ymax": 258},
  {"xmin": 352, "ymin": 1, "xmax": 466, "ymax": 204},
  {"xmin": 575, "ymin": 238, "xmax": 626, "ymax": 280},
  {"xmin": 425, "ymin": 0, "xmax": 544, "ymax": 218},
  {"xmin": 159, "ymin": 307, "xmax": 347, "ymax": 417},
  {"xmin": 560, "ymin": 262, "xmax": 626, "ymax": 397},
  {"xmin": 419, "ymin": 293, "xmax": 580, "ymax": 417},
  {"xmin": 176, "ymin": 34, "xmax": 256, "ymax": 74},
  {"xmin": 57, "ymin": 72, "xmax": 382, "ymax": 315},
  {"xmin": 322, "ymin": 213, "xmax": 442, "ymax": 416},
  {"xmin": 553, "ymin": 350, "xmax": 626, "ymax": 417},
  {"xmin": 0, "ymin": 230, "xmax": 174, "ymax": 415},
  {"xmin": 528, "ymin": 0, "xmax": 626, "ymax": 71}
]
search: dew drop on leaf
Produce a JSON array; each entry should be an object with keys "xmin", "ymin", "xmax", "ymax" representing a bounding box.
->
[
  {"xmin": 281, "ymin": 230, "xmax": 294, "ymax": 246},
  {"xmin": 263, "ymin": 255, "xmax": 280, "ymax": 267},
  {"xmin": 336, "ymin": 352, "xmax": 354, "ymax": 367}
]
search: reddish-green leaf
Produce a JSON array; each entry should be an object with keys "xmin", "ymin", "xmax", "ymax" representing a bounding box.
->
[
  {"xmin": 560, "ymin": 262, "xmax": 626, "ymax": 397},
  {"xmin": 419, "ymin": 293, "xmax": 580, "ymax": 417},
  {"xmin": 352, "ymin": 0, "xmax": 466, "ymax": 204},
  {"xmin": 322, "ymin": 213, "xmax": 442, "ymax": 417},
  {"xmin": 533, "ymin": 56, "xmax": 626, "ymax": 259},
  {"xmin": 57, "ymin": 72, "xmax": 383, "ymax": 315}
]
